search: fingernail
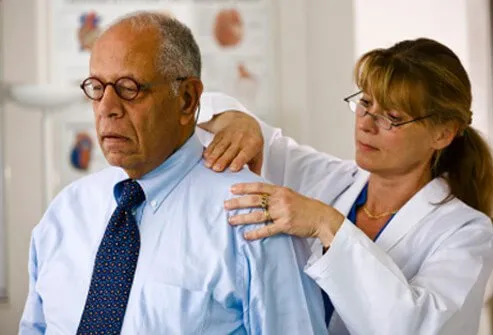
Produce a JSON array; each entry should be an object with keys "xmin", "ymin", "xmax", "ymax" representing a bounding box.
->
[
  {"xmin": 204, "ymin": 161, "xmax": 211, "ymax": 168},
  {"xmin": 213, "ymin": 164, "xmax": 222, "ymax": 171},
  {"xmin": 230, "ymin": 164, "xmax": 239, "ymax": 171},
  {"xmin": 230, "ymin": 186, "xmax": 237, "ymax": 193},
  {"xmin": 224, "ymin": 200, "xmax": 230, "ymax": 209},
  {"xmin": 228, "ymin": 217, "xmax": 237, "ymax": 224},
  {"xmin": 244, "ymin": 232, "xmax": 252, "ymax": 240}
]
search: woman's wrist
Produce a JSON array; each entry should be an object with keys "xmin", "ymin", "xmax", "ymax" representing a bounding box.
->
[{"xmin": 317, "ymin": 208, "xmax": 345, "ymax": 248}]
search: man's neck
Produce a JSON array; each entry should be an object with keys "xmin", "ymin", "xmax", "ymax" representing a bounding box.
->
[{"xmin": 125, "ymin": 128, "xmax": 195, "ymax": 180}]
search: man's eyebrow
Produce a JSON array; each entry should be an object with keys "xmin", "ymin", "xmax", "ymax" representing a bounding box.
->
[{"xmin": 87, "ymin": 73, "xmax": 142, "ymax": 81}]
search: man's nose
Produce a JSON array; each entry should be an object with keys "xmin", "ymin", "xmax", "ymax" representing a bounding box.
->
[{"xmin": 96, "ymin": 86, "xmax": 124, "ymax": 118}]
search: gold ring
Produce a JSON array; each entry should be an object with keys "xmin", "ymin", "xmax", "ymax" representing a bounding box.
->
[
  {"xmin": 260, "ymin": 194, "xmax": 269, "ymax": 209},
  {"xmin": 264, "ymin": 208, "xmax": 272, "ymax": 222}
]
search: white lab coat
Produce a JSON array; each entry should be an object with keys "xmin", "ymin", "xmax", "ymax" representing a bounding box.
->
[{"xmin": 198, "ymin": 92, "xmax": 493, "ymax": 335}]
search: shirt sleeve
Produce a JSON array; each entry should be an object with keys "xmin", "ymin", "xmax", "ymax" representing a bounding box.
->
[
  {"xmin": 234, "ymin": 209, "xmax": 327, "ymax": 335},
  {"xmin": 19, "ymin": 234, "xmax": 46, "ymax": 334},
  {"xmin": 305, "ymin": 218, "xmax": 493, "ymax": 335}
]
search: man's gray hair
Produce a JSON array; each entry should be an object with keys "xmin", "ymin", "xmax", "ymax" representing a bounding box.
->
[{"xmin": 109, "ymin": 11, "xmax": 201, "ymax": 94}]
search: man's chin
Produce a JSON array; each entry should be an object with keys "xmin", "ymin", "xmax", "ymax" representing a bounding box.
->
[{"xmin": 104, "ymin": 153, "xmax": 134, "ymax": 169}]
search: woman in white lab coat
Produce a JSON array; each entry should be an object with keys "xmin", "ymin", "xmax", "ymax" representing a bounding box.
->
[{"xmin": 198, "ymin": 38, "xmax": 493, "ymax": 334}]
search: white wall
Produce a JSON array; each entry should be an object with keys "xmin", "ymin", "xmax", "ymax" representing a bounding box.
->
[
  {"xmin": 277, "ymin": 0, "xmax": 355, "ymax": 159},
  {"xmin": 0, "ymin": 1, "xmax": 45, "ymax": 334}
]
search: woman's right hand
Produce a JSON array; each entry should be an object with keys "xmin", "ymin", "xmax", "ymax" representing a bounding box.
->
[{"xmin": 199, "ymin": 111, "xmax": 264, "ymax": 174}]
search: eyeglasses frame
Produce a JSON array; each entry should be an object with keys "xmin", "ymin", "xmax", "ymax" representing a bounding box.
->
[
  {"xmin": 343, "ymin": 91, "xmax": 434, "ymax": 130},
  {"xmin": 80, "ymin": 76, "xmax": 188, "ymax": 101}
]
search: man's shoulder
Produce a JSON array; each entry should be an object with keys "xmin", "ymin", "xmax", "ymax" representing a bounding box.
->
[
  {"xmin": 188, "ymin": 163, "xmax": 267, "ymax": 203},
  {"xmin": 192, "ymin": 162, "xmax": 265, "ymax": 188},
  {"xmin": 33, "ymin": 167, "xmax": 122, "ymax": 239},
  {"xmin": 50, "ymin": 166, "xmax": 123, "ymax": 207}
]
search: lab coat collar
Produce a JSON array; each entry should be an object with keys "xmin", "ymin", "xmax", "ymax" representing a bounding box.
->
[{"xmin": 377, "ymin": 177, "xmax": 449, "ymax": 251}]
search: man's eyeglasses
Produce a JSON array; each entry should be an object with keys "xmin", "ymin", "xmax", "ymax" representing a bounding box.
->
[
  {"xmin": 80, "ymin": 76, "xmax": 187, "ymax": 101},
  {"xmin": 343, "ymin": 91, "xmax": 434, "ymax": 130}
]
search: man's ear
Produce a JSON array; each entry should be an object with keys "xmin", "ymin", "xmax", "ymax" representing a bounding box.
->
[
  {"xmin": 432, "ymin": 121, "xmax": 459, "ymax": 150},
  {"xmin": 178, "ymin": 78, "xmax": 203, "ymax": 126}
]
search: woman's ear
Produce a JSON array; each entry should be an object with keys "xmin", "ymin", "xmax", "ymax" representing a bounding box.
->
[
  {"xmin": 432, "ymin": 121, "xmax": 459, "ymax": 150},
  {"xmin": 178, "ymin": 78, "xmax": 203, "ymax": 126}
]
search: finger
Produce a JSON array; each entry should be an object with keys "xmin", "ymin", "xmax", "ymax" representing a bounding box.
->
[
  {"xmin": 228, "ymin": 210, "xmax": 269, "ymax": 225},
  {"xmin": 212, "ymin": 144, "xmax": 241, "ymax": 172},
  {"xmin": 204, "ymin": 137, "xmax": 231, "ymax": 169},
  {"xmin": 203, "ymin": 135, "xmax": 221, "ymax": 166},
  {"xmin": 203, "ymin": 133, "xmax": 224, "ymax": 159},
  {"xmin": 229, "ymin": 149, "xmax": 255, "ymax": 172},
  {"xmin": 230, "ymin": 182, "xmax": 276, "ymax": 195},
  {"xmin": 244, "ymin": 224, "xmax": 283, "ymax": 240},
  {"xmin": 224, "ymin": 194, "xmax": 266, "ymax": 210}
]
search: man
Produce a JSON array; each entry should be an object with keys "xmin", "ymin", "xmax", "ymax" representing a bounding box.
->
[{"xmin": 19, "ymin": 12, "xmax": 325, "ymax": 334}]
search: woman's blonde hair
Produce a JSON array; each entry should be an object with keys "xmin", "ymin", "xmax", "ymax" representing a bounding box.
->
[{"xmin": 354, "ymin": 38, "xmax": 493, "ymax": 217}]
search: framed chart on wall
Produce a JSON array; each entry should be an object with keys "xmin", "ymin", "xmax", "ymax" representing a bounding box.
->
[{"xmin": 48, "ymin": 0, "xmax": 276, "ymax": 119}]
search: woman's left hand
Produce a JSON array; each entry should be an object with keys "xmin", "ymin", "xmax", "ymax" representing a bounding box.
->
[{"xmin": 225, "ymin": 182, "xmax": 345, "ymax": 247}]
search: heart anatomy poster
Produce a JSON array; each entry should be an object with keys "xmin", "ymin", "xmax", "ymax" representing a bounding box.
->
[{"xmin": 49, "ymin": 0, "xmax": 275, "ymax": 117}]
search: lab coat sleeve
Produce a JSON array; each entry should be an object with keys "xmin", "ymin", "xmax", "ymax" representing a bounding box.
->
[
  {"xmin": 19, "ymin": 235, "xmax": 47, "ymax": 334},
  {"xmin": 234, "ymin": 209, "xmax": 327, "ymax": 334},
  {"xmin": 305, "ymin": 218, "xmax": 493, "ymax": 335},
  {"xmin": 197, "ymin": 92, "xmax": 350, "ymax": 192}
]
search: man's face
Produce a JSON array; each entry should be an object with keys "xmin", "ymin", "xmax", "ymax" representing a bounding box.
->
[{"xmin": 89, "ymin": 23, "xmax": 184, "ymax": 179}]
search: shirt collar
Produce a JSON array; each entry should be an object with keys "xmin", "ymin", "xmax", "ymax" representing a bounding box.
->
[{"xmin": 130, "ymin": 133, "xmax": 203, "ymax": 213}]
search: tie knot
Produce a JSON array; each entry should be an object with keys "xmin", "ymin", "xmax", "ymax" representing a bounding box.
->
[{"xmin": 118, "ymin": 179, "xmax": 145, "ymax": 209}]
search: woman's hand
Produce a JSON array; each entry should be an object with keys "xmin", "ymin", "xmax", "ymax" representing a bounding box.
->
[
  {"xmin": 199, "ymin": 111, "xmax": 264, "ymax": 174},
  {"xmin": 225, "ymin": 182, "xmax": 345, "ymax": 247}
]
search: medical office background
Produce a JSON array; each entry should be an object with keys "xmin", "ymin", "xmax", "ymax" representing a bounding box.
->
[{"xmin": 1, "ymin": 0, "xmax": 493, "ymax": 334}]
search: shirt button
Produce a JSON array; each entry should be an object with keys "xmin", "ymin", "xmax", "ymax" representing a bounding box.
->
[{"xmin": 151, "ymin": 200, "xmax": 157, "ymax": 208}]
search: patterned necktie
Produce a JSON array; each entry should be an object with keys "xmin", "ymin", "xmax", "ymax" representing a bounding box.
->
[{"xmin": 77, "ymin": 179, "xmax": 145, "ymax": 335}]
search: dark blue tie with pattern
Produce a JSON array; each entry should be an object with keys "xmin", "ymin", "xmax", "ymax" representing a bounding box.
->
[{"xmin": 77, "ymin": 179, "xmax": 145, "ymax": 335}]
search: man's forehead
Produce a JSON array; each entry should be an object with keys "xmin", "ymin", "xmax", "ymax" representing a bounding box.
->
[
  {"xmin": 96, "ymin": 22, "xmax": 159, "ymax": 51},
  {"xmin": 90, "ymin": 24, "xmax": 158, "ymax": 79}
]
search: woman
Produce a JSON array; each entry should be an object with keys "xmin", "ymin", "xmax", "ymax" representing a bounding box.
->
[{"xmin": 198, "ymin": 38, "xmax": 493, "ymax": 334}]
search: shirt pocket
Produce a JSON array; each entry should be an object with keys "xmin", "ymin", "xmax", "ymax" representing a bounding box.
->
[{"xmin": 139, "ymin": 281, "xmax": 212, "ymax": 334}]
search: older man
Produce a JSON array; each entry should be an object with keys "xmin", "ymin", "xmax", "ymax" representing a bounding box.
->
[{"xmin": 19, "ymin": 12, "xmax": 325, "ymax": 335}]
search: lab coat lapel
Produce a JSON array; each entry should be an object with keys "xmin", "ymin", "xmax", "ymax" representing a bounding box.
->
[
  {"xmin": 332, "ymin": 169, "xmax": 369, "ymax": 216},
  {"xmin": 375, "ymin": 178, "xmax": 450, "ymax": 252}
]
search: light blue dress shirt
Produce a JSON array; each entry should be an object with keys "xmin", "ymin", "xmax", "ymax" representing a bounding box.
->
[{"xmin": 19, "ymin": 134, "xmax": 326, "ymax": 335}]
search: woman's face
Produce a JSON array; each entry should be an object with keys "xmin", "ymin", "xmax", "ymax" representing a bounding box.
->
[{"xmin": 354, "ymin": 93, "xmax": 437, "ymax": 178}]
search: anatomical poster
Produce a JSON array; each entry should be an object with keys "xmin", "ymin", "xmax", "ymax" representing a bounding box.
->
[
  {"xmin": 46, "ymin": 0, "xmax": 276, "ymax": 200},
  {"xmin": 49, "ymin": 0, "xmax": 275, "ymax": 118}
]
